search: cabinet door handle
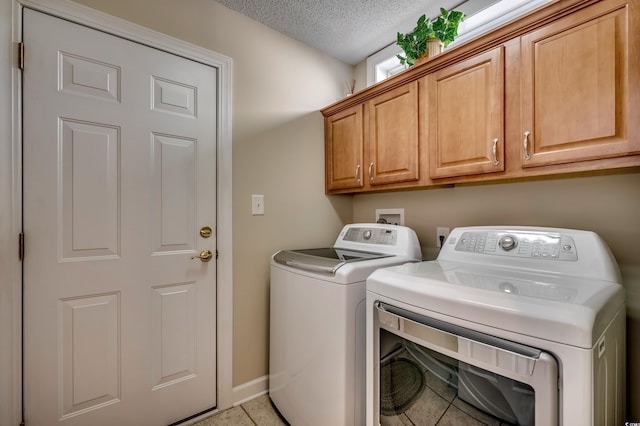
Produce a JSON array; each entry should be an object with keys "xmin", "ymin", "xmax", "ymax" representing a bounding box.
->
[
  {"xmin": 492, "ymin": 138, "xmax": 500, "ymax": 165},
  {"xmin": 523, "ymin": 131, "xmax": 532, "ymax": 160},
  {"xmin": 368, "ymin": 162, "xmax": 375, "ymax": 183},
  {"xmin": 355, "ymin": 164, "xmax": 361, "ymax": 184}
]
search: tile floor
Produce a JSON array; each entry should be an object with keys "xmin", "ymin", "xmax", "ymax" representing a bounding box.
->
[
  {"xmin": 192, "ymin": 395, "xmax": 288, "ymax": 426},
  {"xmin": 194, "ymin": 349, "xmax": 511, "ymax": 426},
  {"xmin": 194, "ymin": 386, "xmax": 507, "ymax": 426}
]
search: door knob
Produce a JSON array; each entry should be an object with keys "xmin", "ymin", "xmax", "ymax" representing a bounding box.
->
[{"xmin": 191, "ymin": 249, "xmax": 213, "ymax": 262}]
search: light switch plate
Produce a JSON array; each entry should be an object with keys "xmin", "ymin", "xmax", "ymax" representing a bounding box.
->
[{"xmin": 252, "ymin": 195, "xmax": 264, "ymax": 215}]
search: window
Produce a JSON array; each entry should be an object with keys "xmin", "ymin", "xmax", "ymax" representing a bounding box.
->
[
  {"xmin": 366, "ymin": 43, "xmax": 407, "ymax": 86},
  {"xmin": 366, "ymin": 0, "xmax": 553, "ymax": 86},
  {"xmin": 450, "ymin": 0, "xmax": 553, "ymax": 47}
]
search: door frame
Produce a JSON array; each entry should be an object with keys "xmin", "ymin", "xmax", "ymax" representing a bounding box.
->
[{"xmin": 1, "ymin": 1, "xmax": 233, "ymax": 424}]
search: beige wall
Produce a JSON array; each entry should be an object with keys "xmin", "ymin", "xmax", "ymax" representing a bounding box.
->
[
  {"xmin": 69, "ymin": 0, "xmax": 354, "ymax": 386},
  {"xmin": 353, "ymin": 60, "xmax": 368, "ymax": 93},
  {"xmin": 353, "ymin": 171, "xmax": 640, "ymax": 419}
]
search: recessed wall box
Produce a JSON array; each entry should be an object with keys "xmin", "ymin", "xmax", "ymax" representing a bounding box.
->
[{"xmin": 375, "ymin": 208, "xmax": 404, "ymax": 226}]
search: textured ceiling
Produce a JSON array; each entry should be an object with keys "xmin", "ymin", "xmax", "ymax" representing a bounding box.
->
[{"xmin": 212, "ymin": 0, "xmax": 500, "ymax": 65}]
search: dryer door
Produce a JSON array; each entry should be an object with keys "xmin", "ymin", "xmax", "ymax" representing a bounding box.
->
[{"xmin": 373, "ymin": 302, "xmax": 558, "ymax": 426}]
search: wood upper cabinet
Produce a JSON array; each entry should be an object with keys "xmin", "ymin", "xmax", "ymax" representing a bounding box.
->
[
  {"xmin": 520, "ymin": 0, "xmax": 639, "ymax": 168},
  {"xmin": 325, "ymin": 104, "xmax": 364, "ymax": 191},
  {"xmin": 427, "ymin": 47, "xmax": 505, "ymax": 179},
  {"xmin": 366, "ymin": 82, "xmax": 420, "ymax": 186},
  {"xmin": 323, "ymin": 0, "xmax": 640, "ymax": 193},
  {"xmin": 324, "ymin": 82, "xmax": 420, "ymax": 193}
]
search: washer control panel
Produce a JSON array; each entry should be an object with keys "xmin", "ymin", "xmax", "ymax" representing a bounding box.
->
[
  {"xmin": 453, "ymin": 231, "xmax": 578, "ymax": 261},
  {"xmin": 343, "ymin": 227, "xmax": 397, "ymax": 246}
]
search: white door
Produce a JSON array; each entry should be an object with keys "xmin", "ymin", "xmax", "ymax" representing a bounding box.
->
[{"xmin": 22, "ymin": 9, "xmax": 218, "ymax": 425}]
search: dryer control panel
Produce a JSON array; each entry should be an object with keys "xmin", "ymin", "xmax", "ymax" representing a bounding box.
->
[
  {"xmin": 438, "ymin": 226, "xmax": 620, "ymax": 282},
  {"xmin": 453, "ymin": 230, "xmax": 578, "ymax": 261}
]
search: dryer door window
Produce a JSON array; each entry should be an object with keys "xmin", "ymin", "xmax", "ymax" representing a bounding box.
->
[{"xmin": 374, "ymin": 302, "xmax": 559, "ymax": 425}]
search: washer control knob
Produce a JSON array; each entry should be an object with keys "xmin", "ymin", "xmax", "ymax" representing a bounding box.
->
[
  {"xmin": 363, "ymin": 230, "xmax": 372, "ymax": 240},
  {"xmin": 498, "ymin": 235, "xmax": 517, "ymax": 251}
]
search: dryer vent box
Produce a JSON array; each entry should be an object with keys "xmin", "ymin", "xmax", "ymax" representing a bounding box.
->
[{"xmin": 375, "ymin": 208, "xmax": 404, "ymax": 226}]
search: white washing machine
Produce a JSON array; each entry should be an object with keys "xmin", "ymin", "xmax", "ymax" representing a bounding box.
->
[
  {"xmin": 269, "ymin": 223, "xmax": 422, "ymax": 426},
  {"xmin": 366, "ymin": 226, "xmax": 626, "ymax": 426}
]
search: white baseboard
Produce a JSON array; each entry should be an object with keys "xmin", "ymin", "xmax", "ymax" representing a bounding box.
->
[{"xmin": 232, "ymin": 375, "xmax": 269, "ymax": 406}]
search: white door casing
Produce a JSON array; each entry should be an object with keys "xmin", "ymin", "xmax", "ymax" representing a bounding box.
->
[{"xmin": 22, "ymin": 7, "xmax": 231, "ymax": 425}]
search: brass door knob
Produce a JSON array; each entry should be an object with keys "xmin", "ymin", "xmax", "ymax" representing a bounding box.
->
[{"xmin": 191, "ymin": 249, "xmax": 213, "ymax": 262}]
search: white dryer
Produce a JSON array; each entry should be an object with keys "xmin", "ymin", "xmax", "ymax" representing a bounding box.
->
[
  {"xmin": 366, "ymin": 226, "xmax": 626, "ymax": 426},
  {"xmin": 269, "ymin": 223, "xmax": 422, "ymax": 426}
]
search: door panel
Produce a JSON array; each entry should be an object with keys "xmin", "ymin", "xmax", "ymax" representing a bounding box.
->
[
  {"xmin": 61, "ymin": 119, "xmax": 120, "ymax": 259},
  {"xmin": 325, "ymin": 105, "xmax": 364, "ymax": 191},
  {"xmin": 151, "ymin": 282, "xmax": 198, "ymax": 389},
  {"xmin": 60, "ymin": 294, "xmax": 121, "ymax": 417},
  {"xmin": 520, "ymin": 2, "xmax": 632, "ymax": 166},
  {"xmin": 152, "ymin": 134, "xmax": 197, "ymax": 253},
  {"xmin": 23, "ymin": 9, "xmax": 217, "ymax": 425},
  {"xmin": 368, "ymin": 82, "xmax": 420, "ymax": 185},
  {"xmin": 428, "ymin": 47, "xmax": 505, "ymax": 179}
]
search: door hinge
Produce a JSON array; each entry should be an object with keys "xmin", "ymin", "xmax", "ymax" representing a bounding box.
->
[
  {"xmin": 18, "ymin": 42, "xmax": 25, "ymax": 71},
  {"xmin": 216, "ymin": 250, "xmax": 219, "ymax": 260},
  {"xmin": 20, "ymin": 420, "xmax": 25, "ymax": 426},
  {"xmin": 19, "ymin": 233, "xmax": 24, "ymax": 261}
]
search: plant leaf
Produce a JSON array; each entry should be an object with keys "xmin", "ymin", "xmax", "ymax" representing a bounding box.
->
[{"xmin": 396, "ymin": 9, "xmax": 464, "ymax": 66}]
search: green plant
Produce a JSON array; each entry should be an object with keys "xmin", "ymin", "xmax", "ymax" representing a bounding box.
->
[
  {"xmin": 432, "ymin": 8, "xmax": 465, "ymax": 47},
  {"xmin": 397, "ymin": 8, "xmax": 465, "ymax": 67}
]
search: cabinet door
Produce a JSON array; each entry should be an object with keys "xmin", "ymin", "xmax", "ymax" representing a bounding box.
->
[
  {"xmin": 367, "ymin": 82, "xmax": 420, "ymax": 186},
  {"xmin": 520, "ymin": 0, "xmax": 637, "ymax": 167},
  {"xmin": 428, "ymin": 47, "xmax": 505, "ymax": 179},
  {"xmin": 325, "ymin": 105, "xmax": 364, "ymax": 191}
]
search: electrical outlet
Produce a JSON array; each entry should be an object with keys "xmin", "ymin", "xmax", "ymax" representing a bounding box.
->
[
  {"xmin": 251, "ymin": 195, "xmax": 264, "ymax": 215},
  {"xmin": 436, "ymin": 227, "xmax": 450, "ymax": 248}
]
